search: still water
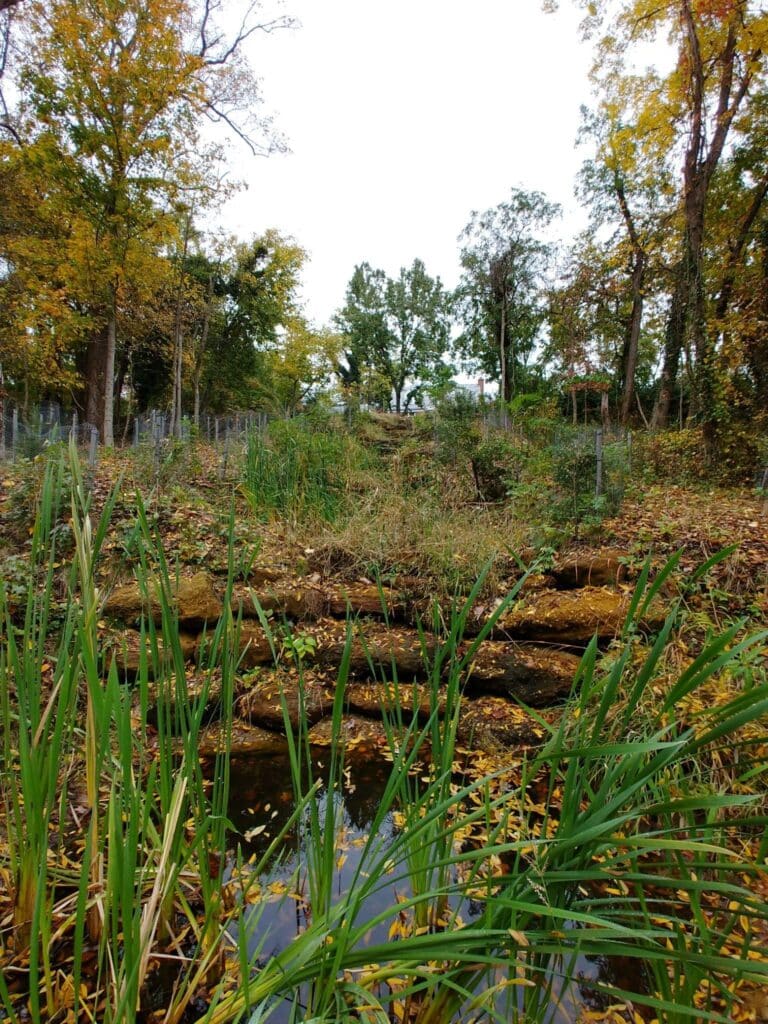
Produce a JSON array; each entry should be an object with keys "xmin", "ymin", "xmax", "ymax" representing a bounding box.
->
[{"xmin": 222, "ymin": 747, "xmax": 647, "ymax": 1024}]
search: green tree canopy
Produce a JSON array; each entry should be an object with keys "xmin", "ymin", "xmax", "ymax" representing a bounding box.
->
[
  {"xmin": 336, "ymin": 258, "xmax": 452, "ymax": 413},
  {"xmin": 455, "ymin": 188, "xmax": 560, "ymax": 403}
]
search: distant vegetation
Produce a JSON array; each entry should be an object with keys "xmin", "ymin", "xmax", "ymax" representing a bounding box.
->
[{"xmin": 1, "ymin": 0, "xmax": 767, "ymax": 476}]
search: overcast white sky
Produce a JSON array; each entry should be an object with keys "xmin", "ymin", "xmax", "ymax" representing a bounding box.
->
[{"xmin": 218, "ymin": 0, "xmax": 596, "ymax": 326}]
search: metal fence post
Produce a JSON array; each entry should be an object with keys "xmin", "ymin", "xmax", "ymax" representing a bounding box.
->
[
  {"xmin": 70, "ymin": 410, "xmax": 78, "ymax": 444},
  {"xmin": 595, "ymin": 429, "xmax": 603, "ymax": 498},
  {"xmin": 220, "ymin": 428, "xmax": 229, "ymax": 480},
  {"xmin": 88, "ymin": 426, "xmax": 98, "ymax": 467},
  {"xmin": 12, "ymin": 407, "xmax": 19, "ymax": 458},
  {"xmin": 134, "ymin": 417, "xmax": 139, "ymax": 446}
]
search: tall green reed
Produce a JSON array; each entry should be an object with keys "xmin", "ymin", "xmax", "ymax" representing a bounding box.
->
[
  {"xmin": 0, "ymin": 453, "xmax": 79, "ymax": 1019},
  {"xmin": 243, "ymin": 420, "xmax": 357, "ymax": 522},
  {"xmin": 202, "ymin": 555, "xmax": 768, "ymax": 1024},
  {"xmin": 0, "ymin": 445, "xmax": 249, "ymax": 1023}
]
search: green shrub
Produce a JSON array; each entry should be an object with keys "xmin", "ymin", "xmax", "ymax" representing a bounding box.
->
[
  {"xmin": 549, "ymin": 429, "xmax": 628, "ymax": 526},
  {"xmin": 634, "ymin": 428, "xmax": 709, "ymax": 483},
  {"xmin": 243, "ymin": 418, "xmax": 362, "ymax": 521}
]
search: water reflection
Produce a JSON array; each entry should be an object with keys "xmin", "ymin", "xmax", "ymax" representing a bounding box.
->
[
  {"xmin": 222, "ymin": 746, "xmax": 648, "ymax": 1023},
  {"xmin": 225, "ymin": 747, "xmax": 402, "ymax": 963}
]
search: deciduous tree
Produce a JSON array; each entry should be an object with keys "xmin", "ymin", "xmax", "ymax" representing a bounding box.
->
[
  {"xmin": 455, "ymin": 189, "xmax": 560, "ymax": 404},
  {"xmin": 7, "ymin": 0, "xmax": 289, "ymax": 442},
  {"xmin": 337, "ymin": 259, "xmax": 452, "ymax": 413}
]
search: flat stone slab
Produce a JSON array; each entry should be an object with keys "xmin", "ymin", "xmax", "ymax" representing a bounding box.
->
[
  {"xmin": 104, "ymin": 572, "xmax": 222, "ymax": 627},
  {"xmin": 196, "ymin": 721, "xmax": 288, "ymax": 758},
  {"xmin": 231, "ymin": 623, "xmax": 279, "ymax": 668},
  {"xmin": 228, "ymin": 619, "xmax": 580, "ymax": 703},
  {"xmin": 496, "ymin": 587, "xmax": 665, "ymax": 644},
  {"xmin": 550, "ymin": 550, "xmax": 628, "ymax": 589},
  {"xmin": 307, "ymin": 715, "xmax": 391, "ymax": 751},
  {"xmin": 235, "ymin": 672, "xmax": 335, "ymax": 731},
  {"xmin": 343, "ymin": 680, "xmax": 447, "ymax": 722},
  {"xmin": 457, "ymin": 698, "xmax": 553, "ymax": 753},
  {"xmin": 232, "ymin": 584, "xmax": 327, "ymax": 621},
  {"xmin": 231, "ymin": 582, "xmax": 406, "ymax": 623},
  {"xmin": 102, "ymin": 628, "xmax": 198, "ymax": 677},
  {"xmin": 462, "ymin": 643, "xmax": 581, "ymax": 706},
  {"xmin": 142, "ymin": 669, "xmax": 223, "ymax": 716}
]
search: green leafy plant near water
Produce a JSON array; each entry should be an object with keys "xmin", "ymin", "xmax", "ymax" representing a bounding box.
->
[{"xmin": 2, "ymin": 444, "xmax": 768, "ymax": 1023}]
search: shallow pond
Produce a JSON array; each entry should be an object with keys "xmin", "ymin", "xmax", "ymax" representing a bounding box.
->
[{"xmin": 222, "ymin": 746, "xmax": 649, "ymax": 1024}]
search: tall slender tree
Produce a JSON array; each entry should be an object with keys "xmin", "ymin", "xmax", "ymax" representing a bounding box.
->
[
  {"xmin": 7, "ymin": 0, "xmax": 290, "ymax": 443},
  {"xmin": 455, "ymin": 189, "xmax": 560, "ymax": 404}
]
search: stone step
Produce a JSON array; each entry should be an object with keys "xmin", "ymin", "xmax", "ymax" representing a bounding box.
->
[
  {"xmin": 103, "ymin": 572, "xmax": 222, "ymax": 628},
  {"xmin": 233, "ymin": 619, "xmax": 579, "ymax": 706},
  {"xmin": 492, "ymin": 586, "xmax": 665, "ymax": 644},
  {"xmin": 549, "ymin": 550, "xmax": 628, "ymax": 589}
]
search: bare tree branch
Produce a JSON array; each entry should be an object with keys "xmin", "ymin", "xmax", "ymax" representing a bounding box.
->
[
  {"xmin": 196, "ymin": 0, "xmax": 296, "ymax": 66},
  {"xmin": 204, "ymin": 101, "xmax": 270, "ymax": 156}
]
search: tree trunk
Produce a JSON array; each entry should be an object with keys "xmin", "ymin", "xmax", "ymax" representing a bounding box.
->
[
  {"xmin": 746, "ymin": 219, "xmax": 768, "ymax": 412},
  {"xmin": 619, "ymin": 251, "xmax": 646, "ymax": 425},
  {"xmin": 676, "ymin": 0, "xmax": 755, "ymax": 452},
  {"xmin": 499, "ymin": 299, "xmax": 507, "ymax": 407},
  {"xmin": 600, "ymin": 391, "xmax": 610, "ymax": 431},
  {"xmin": 85, "ymin": 330, "xmax": 106, "ymax": 431},
  {"xmin": 193, "ymin": 271, "xmax": 215, "ymax": 428},
  {"xmin": 613, "ymin": 173, "xmax": 646, "ymax": 426},
  {"xmin": 652, "ymin": 265, "xmax": 687, "ymax": 428},
  {"xmin": 103, "ymin": 298, "xmax": 116, "ymax": 446},
  {"xmin": 114, "ymin": 349, "xmax": 129, "ymax": 440},
  {"xmin": 0, "ymin": 363, "xmax": 5, "ymax": 459},
  {"xmin": 171, "ymin": 214, "xmax": 191, "ymax": 438}
]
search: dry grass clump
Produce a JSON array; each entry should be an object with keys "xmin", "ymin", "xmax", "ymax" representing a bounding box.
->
[{"xmin": 314, "ymin": 487, "xmax": 531, "ymax": 597}]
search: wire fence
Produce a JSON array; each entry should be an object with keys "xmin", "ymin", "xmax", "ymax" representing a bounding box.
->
[
  {"xmin": 0, "ymin": 402, "xmax": 271, "ymax": 466},
  {"xmin": 2, "ymin": 402, "xmax": 765, "ymax": 511}
]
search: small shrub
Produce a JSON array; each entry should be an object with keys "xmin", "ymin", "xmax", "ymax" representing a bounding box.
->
[
  {"xmin": 470, "ymin": 433, "xmax": 522, "ymax": 502},
  {"xmin": 634, "ymin": 428, "xmax": 708, "ymax": 483},
  {"xmin": 244, "ymin": 418, "xmax": 362, "ymax": 522},
  {"xmin": 550, "ymin": 429, "xmax": 627, "ymax": 526}
]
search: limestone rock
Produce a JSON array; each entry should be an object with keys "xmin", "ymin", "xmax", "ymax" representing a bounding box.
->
[
  {"xmin": 197, "ymin": 721, "xmax": 288, "ymax": 758},
  {"xmin": 103, "ymin": 581, "xmax": 160, "ymax": 624},
  {"xmin": 232, "ymin": 584, "xmax": 327, "ymax": 621},
  {"xmin": 174, "ymin": 573, "xmax": 222, "ymax": 626},
  {"xmin": 104, "ymin": 572, "xmax": 221, "ymax": 627},
  {"xmin": 313, "ymin": 621, "xmax": 438, "ymax": 678},
  {"xmin": 550, "ymin": 551, "xmax": 628, "ymax": 589},
  {"xmin": 235, "ymin": 671, "xmax": 334, "ymax": 731},
  {"xmin": 343, "ymin": 680, "xmax": 447, "ymax": 722},
  {"xmin": 231, "ymin": 581, "xmax": 406, "ymax": 624},
  {"xmin": 307, "ymin": 715, "xmax": 390, "ymax": 750},
  {"xmin": 327, "ymin": 583, "xmax": 406, "ymax": 619},
  {"xmin": 497, "ymin": 587, "xmax": 665, "ymax": 644},
  {"xmin": 462, "ymin": 642, "xmax": 580, "ymax": 706},
  {"xmin": 232, "ymin": 623, "xmax": 278, "ymax": 668},
  {"xmin": 103, "ymin": 629, "xmax": 197, "ymax": 677},
  {"xmin": 457, "ymin": 698, "xmax": 551, "ymax": 753},
  {"xmin": 142, "ymin": 670, "xmax": 223, "ymax": 721}
]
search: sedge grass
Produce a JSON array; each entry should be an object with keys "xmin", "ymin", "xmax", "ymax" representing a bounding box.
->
[
  {"xmin": 201, "ymin": 556, "xmax": 768, "ymax": 1024},
  {"xmin": 3, "ymin": 446, "xmax": 768, "ymax": 1024}
]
